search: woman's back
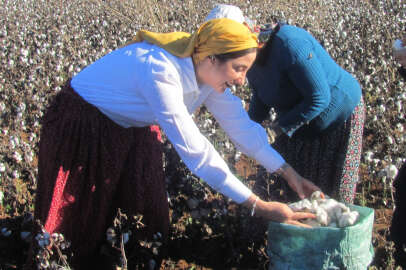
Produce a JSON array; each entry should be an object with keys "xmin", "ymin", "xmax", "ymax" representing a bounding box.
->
[{"xmin": 247, "ymin": 25, "xmax": 361, "ymax": 134}]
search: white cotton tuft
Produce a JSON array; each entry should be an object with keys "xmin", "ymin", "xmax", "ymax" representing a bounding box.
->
[{"xmin": 386, "ymin": 164, "xmax": 399, "ymax": 179}]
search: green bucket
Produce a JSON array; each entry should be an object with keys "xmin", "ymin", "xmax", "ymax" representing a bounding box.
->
[{"xmin": 267, "ymin": 204, "xmax": 374, "ymax": 270}]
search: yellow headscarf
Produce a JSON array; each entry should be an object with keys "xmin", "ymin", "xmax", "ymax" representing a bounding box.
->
[{"xmin": 132, "ymin": 18, "xmax": 258, "ymax": 63}]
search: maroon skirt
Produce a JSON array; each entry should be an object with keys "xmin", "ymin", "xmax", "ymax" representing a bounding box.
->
[{"xmin": 34, "ymin": 81, "xmax": 168, "ymax": 268}]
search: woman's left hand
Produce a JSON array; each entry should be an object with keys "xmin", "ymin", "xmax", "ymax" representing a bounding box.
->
[
  {"xmin": 286, "ymin": 176, "xmax": 323, "ymax": 200},
  {"xmin": 277, "ymin": 163, "xmax": 324, "ymax": 199}
]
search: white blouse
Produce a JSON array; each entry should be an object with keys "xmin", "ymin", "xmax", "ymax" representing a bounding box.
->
[{"xmin": 70, "ymin": 41, "xmax": 285, "ymax": 203}]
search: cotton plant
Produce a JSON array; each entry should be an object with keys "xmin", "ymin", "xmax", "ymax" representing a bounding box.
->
[{"xmin": 33, "ymin": 228, "xmax": 72, "ymax": 270}]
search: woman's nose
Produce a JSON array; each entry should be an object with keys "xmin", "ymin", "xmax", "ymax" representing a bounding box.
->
[{"xmin": 234, "ymin": 73, "xmax": 246, "ymax": 86}]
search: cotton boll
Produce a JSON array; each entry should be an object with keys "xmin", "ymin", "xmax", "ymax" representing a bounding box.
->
[
  {"xmin": 330, "ymin": 205, "xmax": 343, "ymax": 222},
  {"xmin": 0, "ymin": 163, "xmax": 6, "ymax": 172},
  {"xmin": 288, "ymin": 202, "xmax": 303, "ymax": 212},
  {"xmin": 379, "ymin": 104, "xmax": 386, "ymax": 113},
  {"xmin": 338, "ymin": 213, "xmax": 351, "ymax": 227},
  {"xmin": 234, "ymin": 151, "xmax": 241, "ymax": 161},
  {"xmin": 311, "ymin": 200, "xmax": 319, "ymax": 212},
  {"xmin": 290, "ymin": 201, "xmax": 305, "ymax": 212},
  {"xmin": 333, "ymin": 203, "xmax": 352, "ymax": 225},
  {"xmin": 301, "ymin": 199, "xmax": 313, "ymax": 211},
  {"xmin": 386, "ymin": 164, "xmax": 398, "ymax": 179},
  {"xmin": 387, "ymin": 136, "xmax": 394, "ymax": 145},
  {"xmin": 372, "ymin": 158, "xmax": 380, "ymax": 166},
  {"xmin": 337, "ymin": 202, "xmax": 350, "ymax": 213},
  {"xmin": 364, "ymin": 151, "xmax": 374, "ymax": 163},
  {"xmin": 311, "ymin": 191, "xmax": 323, "ymax": 202},
  {"xmin": 319, "ymin": 199, "xmax": 338, "ymax": 210},
  {"xmin": 338, "ymin": 211, "xmax": 359, "ymax": 227},
  {"xmin": 318, "ymin": 199, "xmax": 340, "ymax": 223},
  {"xmin": 396, "ymin": 100, "xmax": 402, "ymax": 112},
  {"xmin": 351, "ymin": 211, "xmax": 359, "ymax": 222},
  {"xmin": 289, "ymin": 199, "xmax": 312, "ymax": 212},
  {"xmin": 291, "ymin": 191, "xmax": 359, "ymax": 228},
  {"xmin": 316, "ymin": 207, "xmax": 329, "ymax": 226}
]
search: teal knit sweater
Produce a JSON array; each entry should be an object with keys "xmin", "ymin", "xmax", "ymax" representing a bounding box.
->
[{"xmin": 247, "ymin": 25, "xmax": 362, "ymax": 137}]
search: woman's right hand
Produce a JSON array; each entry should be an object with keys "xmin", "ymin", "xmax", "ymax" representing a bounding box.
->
[
  {"xmin": 255, "ymin": 200, "xmax": 316, "ymax": 228},
  {"xmin": 243, "ymin": 194, "xmax": 315, "ymax": 228}
]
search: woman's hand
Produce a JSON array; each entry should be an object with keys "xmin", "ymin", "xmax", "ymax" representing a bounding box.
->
[
  {"xmin": 286, "ymin": 175, "xmax": 323, "ymax": 200},
  {"xmin": 242, "ymin": 195, "xmax": 316, "ymax": 228},
  {"xmin": 276, "ymin": 163, "xmax": 324, "ymax": 199},
  {"xmin": 257, "ymin": 199, "xmax": 316, "ymax": 228}
]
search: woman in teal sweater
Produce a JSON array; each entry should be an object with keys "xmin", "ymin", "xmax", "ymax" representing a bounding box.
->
[{"xmin": 247, "ymin": 24, "xmax": 364, "ymax": 203}]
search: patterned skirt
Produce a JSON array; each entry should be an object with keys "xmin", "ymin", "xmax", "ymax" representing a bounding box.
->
[
  {"xmin": 33, "ymin": 81, "xmax": 168, "ymax": 269},
  {"xmin": 390, "ymin": 161, "xmax": 406, "ymax": 267},
  {"xmin": 272, "ymin": 97, "xmax": 365, "ymax": 204}
]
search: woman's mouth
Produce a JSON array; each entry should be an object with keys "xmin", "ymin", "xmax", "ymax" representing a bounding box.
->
[{"xmin": 218, "ymin": 82, "xmax": 233, "ymax": 93}]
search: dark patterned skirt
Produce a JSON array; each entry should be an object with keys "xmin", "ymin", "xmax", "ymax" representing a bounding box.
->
[
  {"xmin": 272, "ymin": 97, "xmax": 365, "ymax": 204},
  {"xmin": 33, "ymin": 81, "xmax": 168, "ymax": 269},
  {"xmin": 390, "ymin": 161, "xmax": 406, "ymax": 267}
]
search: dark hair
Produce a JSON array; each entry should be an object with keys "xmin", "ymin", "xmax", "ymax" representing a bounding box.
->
[
  {"xmin": 213, "ymin": 47, "xmax": 258, "ymax": 63},
  {"xmin": 255, "ymin": 23, "xmax": 283, "ymax": 66}
]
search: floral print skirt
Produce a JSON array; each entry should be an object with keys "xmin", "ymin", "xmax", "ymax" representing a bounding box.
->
[{"xmin": 272, "ymin": 97, "xmax": 365, "ymax": 204}]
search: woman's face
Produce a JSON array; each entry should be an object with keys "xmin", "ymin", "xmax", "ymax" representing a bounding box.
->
[{"xmin": 196, "ymin": 51, "xmax": 257, "ymax": 93}]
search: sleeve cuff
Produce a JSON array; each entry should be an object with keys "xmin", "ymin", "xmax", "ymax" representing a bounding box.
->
[
  {"xmin": 218, "ymin": 174, "xmax": 253, "ymax": 204},
  {"xmin": 279, "ymin": 124, "xmax": 295, "ymax": 137}
]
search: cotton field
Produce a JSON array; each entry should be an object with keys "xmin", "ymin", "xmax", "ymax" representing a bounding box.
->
[{"xmin": 1, "ymin": 0, "xmax": 406, "ymax": 269}]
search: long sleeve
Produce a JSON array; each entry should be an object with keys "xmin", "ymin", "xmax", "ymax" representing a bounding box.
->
[
  {"xmin": 204, "ymin": 89, "xmax": 285, "ymax": 173},
  {"xmin": 140, "ymin": 56, "xmax": 252, "ymax": 204},
  {"xmin": 277, "ymin": 39, "xmax": 330, "ymax": 136}
]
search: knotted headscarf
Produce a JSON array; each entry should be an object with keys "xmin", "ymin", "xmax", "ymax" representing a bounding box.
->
[{"xmin": 132, "ymin": 18, "xmax": 258, "ymax": 63}]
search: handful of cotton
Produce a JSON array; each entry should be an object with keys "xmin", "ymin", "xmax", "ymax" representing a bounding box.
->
[{"xmin": 288, "ymin": 191, "xmax": 359, "ymax": 228}]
